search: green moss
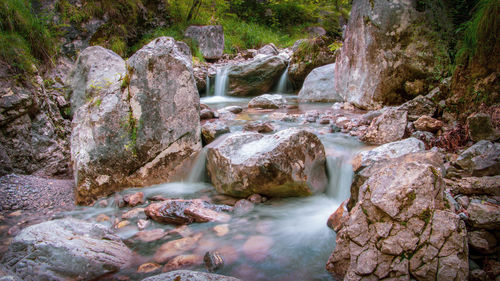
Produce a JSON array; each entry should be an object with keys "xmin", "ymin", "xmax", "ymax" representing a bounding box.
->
[
  {"xmin": 0, "ymin": 0, "xmax": 57, "ymax": 76},
  {"xmin": 407, "ymin": 191, "xmax": 417, "ymax": 202},
  {"xmin": 456, "ymin": 0, "xmax": 499, "ymax": 66},
  {"xmin": 419, "ymin": 209, "xmax": 432, "ymax": 225}
]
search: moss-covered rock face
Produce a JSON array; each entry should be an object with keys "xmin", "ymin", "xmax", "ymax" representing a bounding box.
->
[
  {"xmin": 334, "ymin": 0, "xmax": 452, "ymax": 109},
  {"xmin": 70, "ymin": 38, "xmax": 201, "ymax": 205},
  {"xmin": 288, "ymin": 37, "xmax": 336, "ymax": 89}
]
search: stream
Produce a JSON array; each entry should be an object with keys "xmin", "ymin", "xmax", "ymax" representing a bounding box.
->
[{"xmin": 56, "ymin": 86, "xmax": 366, "ymax": 280}]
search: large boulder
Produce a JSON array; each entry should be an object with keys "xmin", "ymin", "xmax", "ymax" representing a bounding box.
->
[
  {"xmin": 66, "ymin": 46, "xmax": 126, "ymax": 114},
  {"xmin": 226, "ymin": 55, "xmax": 287, "ymax": 96},
  {"xmin": 1, "ymin": 218, "xmax": 132, "ymax": 281},
  {"xmin": 466, "ymin": 113, "xmax": 497, "ymax": 142},
  {"xmin": 398, "ymin": 95, "xmax": 437, "ymax": 121},
  {"xmin": 454, "ymin": 140, "xmax": 500, "ymax": 177},
  {"xmin": 360, "ymin": 108, "xmax": 408, "ymax": 145},
  {"xmin": 206, "ymin": 129, "xmax": 327, "ymax": 197},
  {"xmin": 298, "ymin": 63, "xmax": 343, "ymax": 102},
  {"xmin": 334, "ymin": 0, "xmax": 451, "ymax": 109},
  {"xmin": 288, "ymin": 37, "xmax": 335, "ymax": 89},
  {"xmin": 142, "ymin": 270, "xmax": 242, "ymax": 281},
  {"xmin": 184, "ymin": 25, "xmax": 224, "ymax": 60},
  {"xmin": 71, "ymin": 37, "xmax": 201, "ymax": 204},
  {"xmin": 327, "ymin": 152, "xmax": 469, "ymax": 280}
]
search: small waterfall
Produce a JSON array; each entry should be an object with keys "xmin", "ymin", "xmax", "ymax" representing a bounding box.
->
[
  {"xmin": 325, "ymin": 154, "xmax": 354, "ymax": 202},
  {"xmin": 205, "ymin": 74, "xmax": 211, "ymax": 96},
  {"xmin": 187, "ymin": 149, "xmax": 207, "ymax": 182},
  {"xmin": 214, "ymin": 67, "xmax": 229, "ymax": 96},
  {"xmin": 275, "ymin": 67, "xmax": 291, "ymax": 93}
]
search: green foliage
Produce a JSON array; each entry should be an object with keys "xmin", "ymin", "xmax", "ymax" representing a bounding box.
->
[
  {"xmin": 0, "ymin": 0, "xmax": 56, "ymax": 75},
  {"xmin": 456, "ymin": 0, "xmax": 499, "ymax": 65},
  {"xmin": 221, "ymin": 16, "xmax": 299, "ymax": 53}
]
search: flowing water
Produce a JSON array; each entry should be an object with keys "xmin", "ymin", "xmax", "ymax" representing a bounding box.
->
[
  {"xmin": 275, "ymin": 67, "xmax": 292, "ymax": 94},
  {"xmin": 60, "ymin": 96, "xmax": 365, "ymax": 280},
  {"xmin": 214, "ymin": 67, "xmax": 230, "ymax": 96}
]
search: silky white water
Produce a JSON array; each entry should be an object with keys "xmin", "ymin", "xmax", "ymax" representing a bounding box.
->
[{"xmin": 214, "ymin": 67, "xmax": 229, "ymax": 96}]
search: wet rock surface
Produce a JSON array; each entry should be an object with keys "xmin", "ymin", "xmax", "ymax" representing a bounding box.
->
[
  {"xmin": 248, "ymin": 94, "xmax": 287, "ymax": 109},
  {"xmin": 202, "ymin": 120, "xmax": 230, "ymax": 145},
  {"xmin": 206, "ymin": 129, "xmax": 328, "ymax": 198},
  {"xmin": 145, "ymin": 199, "xmax": 232, "ymax": 225},
  {"xmin": 1, "ymin": 218, "xmax": 132, "ymax": 281},
  {"xmin": 226, "ymin": 55, "xmax": 287, "ymax": 96},
  {"xmin": 142, "ymin": 270, "xmax": 242, "ymax": 281}
]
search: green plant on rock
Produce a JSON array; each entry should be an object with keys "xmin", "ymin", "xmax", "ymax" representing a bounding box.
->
[
  {"xmin": 0, "ymin": 0, "xmax": 57, "ymax": 75},
  {"xmin": 456, "ymin": 0, "xmax": 499, "ymax": 66}
]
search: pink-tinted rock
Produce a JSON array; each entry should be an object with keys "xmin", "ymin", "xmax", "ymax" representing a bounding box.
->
[
  {"xmin": 153, "ymin": 234, "xmax": 202, "ymax": 263},
  {"xmin": 327, "ymin": 200, "xmax": 349, "ymax": 232},
  {"xmin": 242, "ymin": 235, "xmax": 273, "ymax": 262},
  {"xmin": 123, "ymin": 192, "xmax": 145, "ymax": 207},
  {"xmin": 162, "ymin": 255, "xmax": 202, "ymax": 272},
  {"xmin": 137, "ymin": 262, "xmax": 161, "ymax": 274},
  {"xmin": 145, "ymin": 199, "xmax": 231, "ymax": 225},
  {"xmin": 135, "ymin": 229, "xmax": 166, "ymax": 242},
  {"xmin": 414, "ymin": 115, "xmax": 443, "ymax": 133}
]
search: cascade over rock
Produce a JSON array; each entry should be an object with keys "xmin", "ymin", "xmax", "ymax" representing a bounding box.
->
[
  {"xmin": 327, "ymin": 151, "xmax": 469, "ymax": 280},
  {"xmin": 70, "ymin": 37, "xmax": 201, "ymax": 204},
  {"xmin": 334, "ymin": 0, "xmax": 452, "ymax": 109},
  {"xmin": 298, "ymin": 63, "xmax": 343, "ymax": 102},
  {"xmin": 206, "ymin": 128, "xmax": 327, "ymax": 198},
  {"xmin": 184, "ymin": 25, "xmax": 225, "ymax": 60},
  {"xmin": 1, "ymin": 218, "xmax": 132, "ymax": 281},
  {"xmin": 226, "ymin": 55, "xmax": 287, "ymax": 96}
]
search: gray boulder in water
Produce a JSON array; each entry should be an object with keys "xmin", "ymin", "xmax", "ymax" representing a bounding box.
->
[
  {"xmin": 1, "ymin": 218, "xmax": 132, "ymax": 281},
  {"xmin": 226, "ymin": 55, "xmax": 287, "ymax": 96},
  {"xmin": 184, "ymin": 25, "xmax": 225, "ymax": 60},
  {"xmin": 298, "ymin": 63, "xmax": 342, "ymax": 103},
  {"xmin": 70, "ymin": 37, "xmax": 201, "ymax": 204},
  {"xmin": 206, "ymin": 128, "xmax": 327, "ymax": 198}
]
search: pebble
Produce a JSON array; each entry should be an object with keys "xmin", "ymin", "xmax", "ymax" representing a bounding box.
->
[
  {"xmin": 213, "ymin": 224, "xmax": 230, "ymax": 237},
  {"xmin": 137, "ymin": 262, "xmax": 161, "ymax": 274}
]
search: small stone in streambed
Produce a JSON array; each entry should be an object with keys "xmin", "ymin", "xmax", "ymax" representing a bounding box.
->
[
  {"xmin": 211, "ymin": 195, "xmax": 238, "ymax": 206},
  {"xmin": 213, "ymin": 224, "xmax": 229, "ymax": 237},
  {"xmin": 134, "ymin": 229, "xmax": 166, "ymax": 243},
  {"xmin": 137, "ymin": 219, "xmax": 149, "ymax": 230},
  {"xmin": 123, "ymin": 192, "xmax": 144, "ymax": 207},
  {"xmin": 145, "ymin": 199, "xmax": 231, "ymax": 225},
  {"xmin": 138, "ymin": 262, "xmax": 161, "ymax": 274},
  {"xmin": 204, "ymin": 251, "xmax": 224, "ymax": 273},
  {"xmin": 234, "ymin": 199, "xmax": 254, "ymax": 216},
  {"xmin": 163, "ymin": 255, "xmax": 202, "ymax": 272},
  {"xmin": 243, "ymin": 121, "xmax": 275, "ymax": 133},
  {"xmin": 96, "ymin": 214, "xmax": 110, "ymax": 222},
  {"xmin": 153, "ymin": 234, "xmax": 202, "ymax": 263},
  {"xmin": 122, "ymin": 207, "xmax": 145, "ymax": 219},
  {"xmin": 115, "ymin": 220, "xmax": 130, "ymax": 229},
  {"xmin": 200, "ymin": 108, "xmax": 216, "ymax": 120},
  {"xmin": 247, "ymin": 194, "xmax": 263, "ymax": 204},
  {"xmin": 242, "ymin": 235, "xmax": 273, "ymax": 262},
  {"xmin": 327, "ymin": 200, "xmax": 349, "ymax": 232},
  {"xmin": 166, "ymin": 225, "xmax": 193, "ymax": 238},
  {"xmin": 114, "ymin": 194, "xmax": 125, "ymax": 208}
]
